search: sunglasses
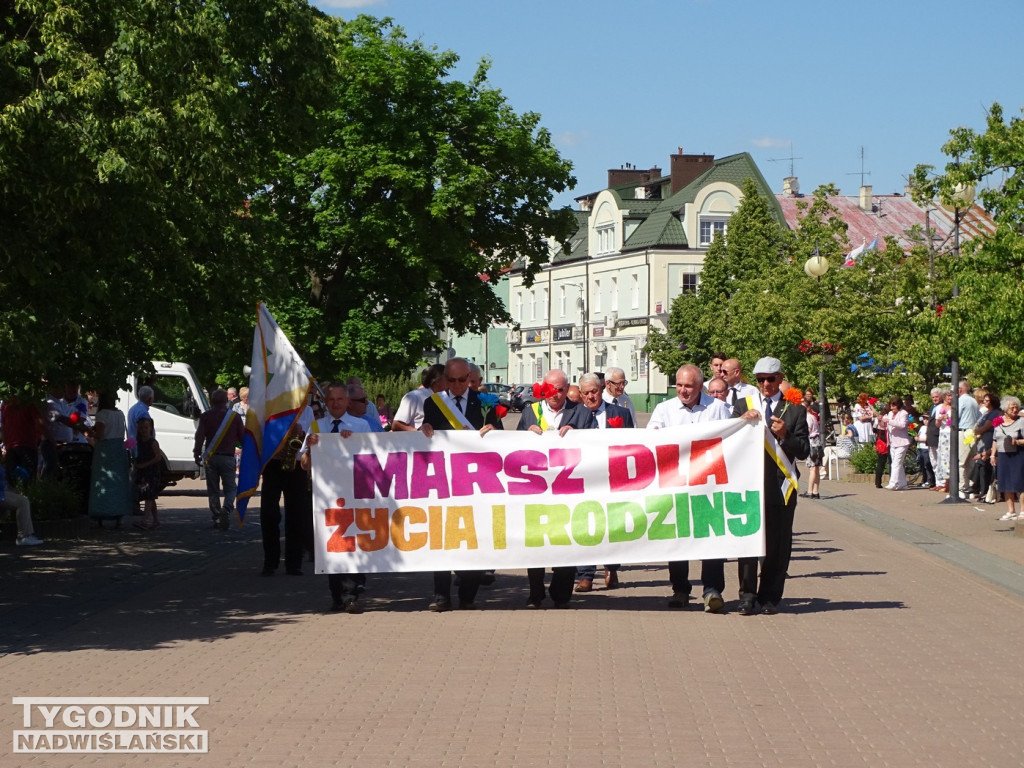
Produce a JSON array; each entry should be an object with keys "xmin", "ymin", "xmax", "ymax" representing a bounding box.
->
[
  {"xmin": 351, "ymin": 397, "xmax": 367, "ymax": 403},
  {"xmin": 447, "ymin": 376, "xmax": 469, "ymax": 383},
  {"xmin": 755, "ymin": 375, "xmax": 778, "ymax": 383}
]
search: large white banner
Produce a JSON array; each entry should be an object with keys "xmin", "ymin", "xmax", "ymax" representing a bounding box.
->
[{"xmin": 311, "ymin": 421, "xmax": 765, "ymax": 574}]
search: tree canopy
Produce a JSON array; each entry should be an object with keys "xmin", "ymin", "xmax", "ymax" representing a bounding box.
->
[{"xmin": 0, "ymin": 6, "xmax": 575, "ymax": 394}]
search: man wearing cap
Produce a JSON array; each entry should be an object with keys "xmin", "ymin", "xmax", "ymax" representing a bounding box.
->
[{"xmin": 731, "ymin": 356, "xmax": 809, "ymax": 615}]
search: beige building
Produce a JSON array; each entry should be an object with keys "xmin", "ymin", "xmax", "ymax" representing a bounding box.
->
[{"xmin": 507, "ymin": 150, "xmax": 781, "ymax": 410}]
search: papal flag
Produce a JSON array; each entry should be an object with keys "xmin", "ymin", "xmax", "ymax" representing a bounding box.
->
[{"xmin": 235, "ymin": 303, "xmax": 315, "ymax": 524}]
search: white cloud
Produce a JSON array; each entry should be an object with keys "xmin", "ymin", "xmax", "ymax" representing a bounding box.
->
[
  {"xmin": 315, "ymin": 0, "xmax": 386, "ymax": 10},
  {"xmin": 750, "ymin": 136, "xmax": 791, "ymax": 149},
  {"xmin": 554, "ymin": 130, "xmax": 589, "ymax": 148}
]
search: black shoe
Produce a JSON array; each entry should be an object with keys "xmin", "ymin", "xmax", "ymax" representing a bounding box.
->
[
  {"xmin": 737, "ymin": 598, "xmax": 758, "ymax": 616},
  {"xmin": 810, "ymin": 493, "xmax": 820, "ymax": 499},
  {"xmin": 428, "ymin": 596, "xmax": 452, "ymax": 612},
  {"xmin": 218, "ymin": 510, "xmax": 230, "ymax": 530},
  {"xmin": 458, "ymin": 601, "xmax": 478, "ymax": 610},
  {"xmin": 667, "ymin": 591, "xmax": 690, "ymax": 608},
  {"xmin": 479, "ymin": 571, "xmax": 496, "ymax": 586},
  {"xmin": 331, "ymin": 599, "xmax": 345, "ymax": 612},
  {"xmin": 553, "ymin": 601, "xmax": 571, "ymax": 609},
  {"xmin": 260, "ymin": 566, "xmax": 276, "ymax": 577},
  {"xmin": 345, "ymin": 601, "xmax": 363, "ymax": 615},
  {"xmin": 526, "ymin": 600, "xmax": 543, "ymax": 610},
  {"xmin": 286, "ymin": 568, "xmax": 303, "ymax": 576},
  {"xmin": 761, "ymin": 601, "xmax": 779, "ymax": 615}
]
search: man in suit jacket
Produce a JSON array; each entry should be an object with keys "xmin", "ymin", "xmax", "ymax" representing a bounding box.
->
[
  {"xmin": 561, "ymin": 372, "xmax": 633, "ymax": 591},
  {"xmin": 731, "ymin": 356, "xmax": 810, "ymax": 615},
  {"xmin": 517, "ymin": 368, "xmax": 577, "ymax": 608},
  {"xmin": 421, "ymin": 357, "xmax": 502, "ymax": 611}
]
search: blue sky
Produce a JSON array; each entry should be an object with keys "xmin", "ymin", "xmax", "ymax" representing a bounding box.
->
[{"xmin": 312, "ymin": 0, "xmax": 1022, "ymax": 208}]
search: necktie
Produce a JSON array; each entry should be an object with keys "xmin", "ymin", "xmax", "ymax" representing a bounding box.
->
[
  {"xmin": 454, "ymin": 395, "xmax": 463, "ymax": 413},
  {"xmin": 764, "ymin": 399, "xmax": 774, "ymax": 422},
  {"xmin": 612, "ymin": 397, "xmax": 619, "ymax": 405},
  {"xmin": 730, "ymin": 387, "xmax": 738, "ymax": 406},
  {"xmin": 331, "ymin": 419, "xmax": 341, "ymax": 433}
]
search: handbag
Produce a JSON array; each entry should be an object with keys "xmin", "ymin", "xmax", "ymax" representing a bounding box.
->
[{"xmin": 875, "ymin": 434, "xmax": 889, "ymax": 454}]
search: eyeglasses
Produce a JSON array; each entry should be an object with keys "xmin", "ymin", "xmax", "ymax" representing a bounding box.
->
[
  {"xmin": 351, "ymin": 397, "xmax": 367, "ymax": 403},
  {"xmin": 755, "ymin": 375, "xmax": 777, "ymax": 384},
  {"xmin": 447, "ymin": 376, "xmax": 468, "ymax": 383},
  {"xmin": 607, "ymin": 380, "xmax": 626, "ymax": 388}
]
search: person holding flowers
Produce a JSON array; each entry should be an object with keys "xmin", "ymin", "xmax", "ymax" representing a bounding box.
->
[
  {"xmin": 881, "ymin": 397, "xmax": 911, "ymax": 491},
  {"xmin": 852, "ymin": 392, "xmax": 877, "ymax": 444}
]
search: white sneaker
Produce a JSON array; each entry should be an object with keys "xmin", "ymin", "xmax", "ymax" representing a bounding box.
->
[
  {"xmin": 16, "ymin": 534, "xmax": 44, "ymax": 546},
  {"xmin": 999, "ymin": 511, "xmax": 1016, "ymax": 521}
]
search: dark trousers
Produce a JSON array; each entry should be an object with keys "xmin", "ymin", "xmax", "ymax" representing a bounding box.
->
[
  {"xmin": 260, "ymin": 461, "xmax": 310, "ymax": 572},
  {"xmin": 738, "ymin": 498, "xmax": 796, "ymax": 605},
  {"xmin": 917, "ymin": 447, "xmax": 935, "ymax": 486},
  {"xmin": 433, "ymin": 570, "xmax": 481, "ymax": 606},
  {"xmin": 874, "ymin": 452, "xmax": 890, "ymax": 487},
  {"xmin": 329, "ymin": 573, "xmax": 366, "ymax": 605},
  {"xmin": 527, "ymin": 566, "xmax": 575, "ymax": 605},
  {"xmin": 669, "ymin": 559, "xmax": 725, "ymax": 596}
]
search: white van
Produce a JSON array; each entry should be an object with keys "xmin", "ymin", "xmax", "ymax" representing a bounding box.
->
[{"xmin": 118, "ymin": 361, "xmax": 209, "ymax": 481}]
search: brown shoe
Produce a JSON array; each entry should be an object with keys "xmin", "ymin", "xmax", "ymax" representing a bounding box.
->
[
  {"xmin": 605, "ymin": 570, "xmax": 620, "ymax": 589},
  {"xmin": 574, "ymin": 578, "xmax": 593, "ymax": 593}
]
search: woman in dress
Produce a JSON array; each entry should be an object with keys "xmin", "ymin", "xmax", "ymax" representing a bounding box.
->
[
  {"xmin": 934, "ymin": 391, "xmax": 953, "ymax": 493},
  {"xmin": 803, "ymin": 388, "xmax": 822, "ymax": 498},
  {"xmin": 992, "ymin": 396, "xmax": 1024, "ymax": 521},
  {"xmin": 881, "ymin": 396, "xmax": 911, "ymax": 490},
  {"xmin": 852, "ymin": 392, "xmax": 877, "ymax": 444},
  {"xmin": 88, "ymin": 391, "xmax": 133, "ymax": 522}
]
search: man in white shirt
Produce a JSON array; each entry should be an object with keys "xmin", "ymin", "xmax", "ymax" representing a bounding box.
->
[
  {"xmin": 300, "ymin": 381, "xmax": 371, "ymax": 613},
  {"xmin": 391, "ymin": 364, "xmax": 446, "ymax": 432},
  {"xmin": 721, "ymin": 358, "xmax": 758, "ymax": 410},
  {"xmin": 648, "ymin": 364, "xmax": 732, "ymax": 612},
  {"xmin": 602, "ymin": 366, "xmax": 637, "ymax": 425},
  {"xmin": 957, "ymin": 379, "xmax": 982, "ymax": 496},
  {"xmin": 127, "ymin": 385, "xmax": 155, "ymax": 445}
]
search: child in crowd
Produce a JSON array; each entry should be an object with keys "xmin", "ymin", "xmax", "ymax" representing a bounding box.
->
[{"xmin": 133, "ymin": 417, "xmax": 162, "ymax": 530}]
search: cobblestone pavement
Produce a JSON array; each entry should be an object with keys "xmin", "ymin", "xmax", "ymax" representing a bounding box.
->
[{"xmin": 1, "ymin": 469, "xmax": 1022, "ymax": 767}]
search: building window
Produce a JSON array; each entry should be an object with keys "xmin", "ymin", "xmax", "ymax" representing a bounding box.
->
[
  {"xmin": 595, "ymin": 224, "xmax": 616, "ymax": 255},
  {"xmin": 540, "ymin": 288, "xmax": 548, "ymax": 321},
  {"xmin": 630, "ymin": 273, "xmax": 639, "ymax": 309},
  {"xmin": 559, "ymin": 286, "xmax": 566, "ymax": 318},
  {"xmin": 515, "ymin": 290, "xmax": 523, "ymax": 322},
  {"xmin": 699, "ymin": 218, "xmax": 728, "ymax": 246},
  {"xmin": 593, "ymin": 279, "xmax": 601, "ymax": 313},
  {"xmin": 528, "ymin": 291, "xmax": 535, "ymax": 321},
  {"xmin": 611, "ymin": 277, "xmax": 619, "ymax": 312},
  {"xmin": 680, "ymin": 270, "xmax": 699, "ymax": 295}
]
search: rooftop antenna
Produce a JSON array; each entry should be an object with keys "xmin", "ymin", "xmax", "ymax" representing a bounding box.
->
[
  {"xmin": 767, "ymin": 141, "xmax": 801, "ymax": 177},
  {"xmin": 846, "ymin": 146, "xmax": 871, "ymax": 187}
]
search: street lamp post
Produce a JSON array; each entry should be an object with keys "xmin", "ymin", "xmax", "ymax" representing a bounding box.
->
[{"xmin": 804, "ymin": 243, "xmax": 834, "ymax": 441}]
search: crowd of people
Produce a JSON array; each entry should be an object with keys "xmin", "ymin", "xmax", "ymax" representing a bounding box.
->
[{"xmin": 6, "ymin": 355, "xmax": 1019, "ymax": 619}]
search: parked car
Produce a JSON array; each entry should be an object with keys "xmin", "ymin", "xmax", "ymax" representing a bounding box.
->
[
  {"xmin": 508, "ymin": 384, "xmax": 533, "ymax": 412},
  {"xmin": 483, "ymin": 382, "xmax": 512, "ymax": 396}
]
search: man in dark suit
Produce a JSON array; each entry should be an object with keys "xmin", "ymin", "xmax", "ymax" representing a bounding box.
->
[
  {"xmin": 731, "ymin": 356, "xmax": 810, "ymax": 615},
  {"xmin": 517, "ymin": 368, "xmax": 577, "ymax": 608},
  {"xmin": 560, "ymin": 372, "xmax": 633, "ymax": 591},
  {"xmin": 420, "ymin": 357, "xmax": 502, "ymax": 611}
]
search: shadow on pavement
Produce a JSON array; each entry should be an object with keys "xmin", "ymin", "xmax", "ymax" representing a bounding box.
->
[{"xmin": 783, "ymin": 597, "xmax": 906, "ymax": 614}]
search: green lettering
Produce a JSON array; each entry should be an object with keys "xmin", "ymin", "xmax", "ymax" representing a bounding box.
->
[
  {"xmin": 571, "ymin": 501, "xmax": 606, "ymax": 546},
  {"xmin": 725, "ymin": 491, "xmax": 761, "ymax": 536},
  {"xmin": 524, "ymin": 504, "xmax": 572, "ymax": 547},
  {"xmin": 674, "ymin": 493, "xmax": 690, "ymax": 537},
  {"xmin": 607, "ymin": 501, "xmax": 646, "ymax": 543},
  {"xmin": 646, "ymin": 495, "xmax": 675, "ymax": 540},
  {"xmin": 690, "ymin": 492, "xmax": 726, "ymax": 539}
]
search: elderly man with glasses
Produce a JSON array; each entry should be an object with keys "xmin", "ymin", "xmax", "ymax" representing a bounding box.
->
[
  {"xmin": 602, "ymin": 366, "xmax": 637, "ymax": 425},
  {"xmin": 731, "ymin": 356, "xmax": 810, "ymax": 616}
]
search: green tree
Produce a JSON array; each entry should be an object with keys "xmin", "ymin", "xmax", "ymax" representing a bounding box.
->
[
  {"xmin": 260, "ymin": 16, "xmax": 577, "ymax": 378},
  {"xmin": 0, "ymin": 0, "xmax": 338, "ymax": 396},
  {"xmin": 911, "ymin": 102, "xmax": 1024, "ymax": 393}
]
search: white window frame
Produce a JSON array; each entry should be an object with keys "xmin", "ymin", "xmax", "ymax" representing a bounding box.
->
[
  {"xmin": 611, "ymin": 276, "xmax": 619, "ymax": 312},
  {"xmin": 699, "ymin": 217, "xmax": 729, "ymax": 247},
  {"xmin": 559, "ymin": 286, "xmax": 566, "ymax": 318},
  {"xmin": 593, "ymin": 279, "xmax": 602, "ymax": 314},
  {"xmin": 630, "ymin": 273, "xmax": 639, "ymax": 309}
]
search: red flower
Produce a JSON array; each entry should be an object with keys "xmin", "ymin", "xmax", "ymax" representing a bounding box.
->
[
  {"xmin": 607, "ymin": 416, "xmax": 624, "ymax": 428},
  {"xmin": 533, "ymin": 382, "xmax": 557, "ymax": 399},
  {"xmin": 496, "ymin": 405, "xmax": 508, "ymax": 419},
  {"xmin": 992, "ymin": 416, "xmax": 1004, "ymax": 427},
  {"xmin": 783, "ymin": 388, "xmax": 804, "ymax": 405},
  {"xmin": 867, "ymin": 397, "xmax": 878, "ymax": 406}
]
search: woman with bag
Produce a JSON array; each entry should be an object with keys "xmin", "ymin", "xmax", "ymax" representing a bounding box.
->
[
  {"xmin": 992, "ymin": 396, "xmax": 1024, "ymax": 521},
  {"xmin": 881, "ymin": 397, "xmax": 911, "ymax": 490}
]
